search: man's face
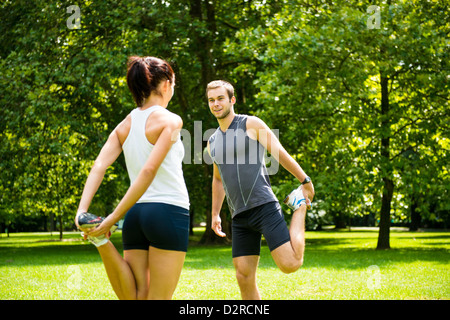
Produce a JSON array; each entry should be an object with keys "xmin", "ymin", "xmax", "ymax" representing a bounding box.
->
[{"xmin": 207, "ymin": 86, "xmax": 235, "ymax": 120}]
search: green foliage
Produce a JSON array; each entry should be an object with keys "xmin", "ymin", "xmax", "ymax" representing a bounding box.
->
[
  {"xmin": 0, "ymin": 1, "xmax": 448, "ymax": 244},
  {"xmin": 226, "ymin": 0, "xmax": 449, "ymax": 234}
]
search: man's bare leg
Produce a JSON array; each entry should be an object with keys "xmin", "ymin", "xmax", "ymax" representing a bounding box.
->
[
  {"xmin": 270, "ymin": 205, "xmax": 306, "ymax": 273},
  {"xmin": 233, "ymin": 255, "xmax": 261, "ymax": 300}
]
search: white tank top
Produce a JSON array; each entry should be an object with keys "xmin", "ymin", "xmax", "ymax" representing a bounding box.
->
[{"xmin": 122, "ymin": 106, "xmax": 189, "ymax": 210}]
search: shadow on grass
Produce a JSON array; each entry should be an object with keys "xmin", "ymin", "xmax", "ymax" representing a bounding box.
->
[
  {"xmin": 1, "ymin": 231, "xmax": 448, "ymax": 271},
  {"xmin": 302, "ymin": 247, "xmax": 449, "ymax": 270},
  {"xmin": 0, "ymin": 233, "xmax": 123, "ymax": 267}
]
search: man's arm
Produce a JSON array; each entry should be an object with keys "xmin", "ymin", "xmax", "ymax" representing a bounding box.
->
[
  {"xmin": 208, "ymin": 141, "xmax": 226, "ymax": 237},
  {"xmin": 246, "ymin": 116, "xmax": 315, "ymax": 205}
]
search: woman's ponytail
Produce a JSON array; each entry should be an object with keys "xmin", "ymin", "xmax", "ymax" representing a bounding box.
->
[{"xmin": 126, "ymin": 56, "xmax": 174, "ymax": 107}]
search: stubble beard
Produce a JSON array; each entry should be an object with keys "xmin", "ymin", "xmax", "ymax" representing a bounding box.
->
[{"xmin": 216, "ymin": 107, "xmax": 231, "ymax": 120}]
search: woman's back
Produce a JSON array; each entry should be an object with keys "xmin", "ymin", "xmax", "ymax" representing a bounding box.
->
[{"xmin": 120, "ymin": 105, "xmax": 189, "ymax": 210}]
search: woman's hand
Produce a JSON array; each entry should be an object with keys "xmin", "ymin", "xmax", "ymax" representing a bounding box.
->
[{"xmin": 85, "ymin": 215, "xmax": 115, "ymax": 238}]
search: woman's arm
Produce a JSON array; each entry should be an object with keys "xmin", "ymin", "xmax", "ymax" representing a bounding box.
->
[
  {"xmin": 75, "ymin": 129, "xmax": 123, "ymax": 229},
  {"xmin": 87, "ymin": 114, "xmax": 183, "ymax": 237}
]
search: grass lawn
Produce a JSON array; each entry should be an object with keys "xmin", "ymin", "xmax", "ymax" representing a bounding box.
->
[{"xmin": 0, "ymin": 228, "xmax": 448, "ymax": 300}]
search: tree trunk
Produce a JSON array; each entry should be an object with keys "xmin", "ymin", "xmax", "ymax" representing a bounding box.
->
[
  {"xmin": 377, "ymin": 73, "xmax": 393, "ymax": 250},
  {"xmin": 409, "ymin": 194, "xmax": 421, "ymax": 231},
  {"xmin": 50, "ymin": 212, "xmax": 55, "ymax": 235},
  {"xmin": 335, "ymin": 211, "xmax": 347, "ymax": 229},
  {"xmin": 377, "ymin": 177, "xmax": 393, "ymax": 249},
  {"xmin": 189, "ymin": 0, "xmax": 230, "ymax": 245},
  {"xmin": 189, "ymin": 0, "xmax": 216, "ymax": 87},
  {"xmin": 59, "ymin": 214, "xmax": 63, "ymax": 241}
]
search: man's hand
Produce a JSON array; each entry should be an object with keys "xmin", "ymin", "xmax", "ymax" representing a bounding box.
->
[
  {"xmin": 302, "ymin": 181, "xmax": 315, "ymax": 209},
  {"xmin": 212, "ymin": 214, "xmax": 226, "ymax": 237}
]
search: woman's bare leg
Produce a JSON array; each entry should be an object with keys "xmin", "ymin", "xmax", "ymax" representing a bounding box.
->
[
  {"xmin": 147, "ymin": 246, "xmax": 186, "ymax": 300},
  {"xmin": 96, "ymin": 242, "xmax": 144, "ymax": 300}
]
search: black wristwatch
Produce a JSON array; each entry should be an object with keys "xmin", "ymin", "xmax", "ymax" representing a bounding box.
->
[{"xmin": 301, "ymin": 176, "xmax": 311, "ymax": 185}]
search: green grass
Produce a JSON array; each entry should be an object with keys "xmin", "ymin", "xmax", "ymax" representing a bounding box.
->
[{"xmin": 0, "ymin": 228, "xmax": 448, "ymax": 300}]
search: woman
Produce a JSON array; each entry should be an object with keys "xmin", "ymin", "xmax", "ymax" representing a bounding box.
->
[{"xmin": 75, "ymin": 56, "xmax": 190, "ymax": 300}]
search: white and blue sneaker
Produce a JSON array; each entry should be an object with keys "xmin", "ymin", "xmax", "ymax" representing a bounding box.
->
[
  {"xmin": 283, "ymin": 186, "xmax": 307, "ymax": 212},
  {"xmin": 77, "ymin": 212, "xmax": 118, "ymax": 247},
  {"xmin": 77, "ymin": 212, "xmax": 118, "ymax": 233},
  {"xmin": 81, "ymin": 232, "xmax": 109, "ymax": 247}
]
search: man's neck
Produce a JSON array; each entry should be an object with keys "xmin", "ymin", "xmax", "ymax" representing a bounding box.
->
[{"xmin": 218, "ymin": 111, "xmax": 236, "ymax": 132}]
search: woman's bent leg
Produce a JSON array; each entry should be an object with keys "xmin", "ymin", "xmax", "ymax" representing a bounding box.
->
[
  {"xmin": 124, "ymin": 249, "xmax": 149, "ymax": 300},
  {"xmin": 97, "ymin": 242, "xmax": 140, "ymax": 300}
]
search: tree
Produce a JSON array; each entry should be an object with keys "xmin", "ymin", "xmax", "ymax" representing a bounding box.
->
[
  {"xmin": 1, "ymin": 1, "xmax": 447, "ymax": 246},
  {"xmin": 227, "ymin": 0, "xmax": 448, "ymax": 248}
]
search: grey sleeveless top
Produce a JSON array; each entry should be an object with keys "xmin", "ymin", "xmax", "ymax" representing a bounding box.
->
[{"xmin": 209, "ymin": 114, "xmax": 278, "ymax": 218}]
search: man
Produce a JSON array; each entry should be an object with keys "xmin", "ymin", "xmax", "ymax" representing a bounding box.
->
[{"xmin": 206, "ymin": 80, "xmax": 315, "ymax": 299}]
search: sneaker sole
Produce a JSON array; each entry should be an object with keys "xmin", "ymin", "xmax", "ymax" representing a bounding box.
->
[
  {"xmin": 79, "ymin": 222, "xmax": 102, "ymax": 229},
  {"xmin": 79, "ymin": 223, "xmax": 118, "ymax": 233}
]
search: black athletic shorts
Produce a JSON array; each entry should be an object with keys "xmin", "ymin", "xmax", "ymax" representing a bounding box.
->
[
  {"xmin": 231, "ymin": 201, "xmax": 291, "ymax": 258},
  {"xmin": 122, "ymin": 202, "xmax": 190, "ymax": 252}
]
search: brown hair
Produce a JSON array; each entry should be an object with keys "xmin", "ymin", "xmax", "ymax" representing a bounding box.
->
[
  {"xmin": 206, "ymin": 80, "xmax": 235, "ymax": 100},
  {"xmin": 126, "ymin": 56, "xmax": 174, "ymax": 107}
]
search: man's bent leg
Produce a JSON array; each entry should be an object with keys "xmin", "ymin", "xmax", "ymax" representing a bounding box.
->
[
  {"xmin": 270, "ymin": 205, "xmax": 307, "ymax": 273},
  {"xmin": 233, "ymin": 255, "xmax": 261, "ymax": 300}
]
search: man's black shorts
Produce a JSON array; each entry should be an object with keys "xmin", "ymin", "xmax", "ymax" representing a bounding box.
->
[{"xmin": 231, "ymin": 201, "xmax": 290, "ymax": 258}]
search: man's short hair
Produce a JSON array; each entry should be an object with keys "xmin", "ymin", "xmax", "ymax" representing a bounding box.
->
[{"xmin": 206, "ymin": 80, "xmax": 235, "ymax": 100}]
